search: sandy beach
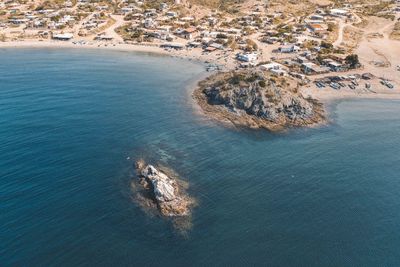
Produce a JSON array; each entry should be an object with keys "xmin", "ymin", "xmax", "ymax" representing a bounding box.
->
[
  {"xmin": 0, "ymin": 40, "xmax": 237, "ymax": 69},
  {"xmin": 1, "ymin": 38, "xmax": 400, "ymax": 106},
  {"xmin": 0, "ymin": 40, "xmax": 170, "ymax": 55}
]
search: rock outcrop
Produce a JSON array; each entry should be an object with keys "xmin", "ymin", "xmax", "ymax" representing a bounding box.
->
[
  {"xmin": 135, "ymin": 161, "xmax": 192, "ymax": 217},
  {"xmin": 194, "ymin": 70, "xmax": 325, "ymax": 131}
]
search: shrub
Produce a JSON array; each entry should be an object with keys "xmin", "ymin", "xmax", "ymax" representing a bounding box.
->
[{"xmin": 345, "ymin": 54, "xmax": 360, "ymax": 69}]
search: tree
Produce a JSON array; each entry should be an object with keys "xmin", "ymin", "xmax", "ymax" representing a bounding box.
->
[
  {"xmin": 258, "ymin": 80, "xmax": 266, "ymax": 88},
  {"xmin": 316, "ymin": 54, "xmax": 324, "ymax": 64},
  {"xmin": 327, "ymin": 22, "xmax": 335, "ymax": 32},
  {"xmin": 345, "ymin": 54, "xmax": 360, "ymax": 69},
  {"xmin": 216, "ymin": 33, "xmax": 228, "ymax": 39},
  {"xmin": 321, "ymin": 41, "xmax": 333, "ymax": 49}
]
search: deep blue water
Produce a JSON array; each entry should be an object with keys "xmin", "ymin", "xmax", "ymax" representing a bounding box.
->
[{"xmin": 1, "ymin": 48, "xmax": 400, "ymax": 267}]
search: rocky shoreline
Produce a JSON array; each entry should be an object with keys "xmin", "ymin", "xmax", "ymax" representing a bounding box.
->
[{"xmin": 193, "ymin": 70, "xmax": 326, "ymax": 131}]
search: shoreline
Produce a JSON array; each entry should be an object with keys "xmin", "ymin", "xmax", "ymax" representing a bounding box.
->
[
  {"xmin": 193, "ymin": 82, "xmax": 400, "ymax": 133},
  {"xmin": 0, "ymin": 40, "xmax": 170, "ymax": 56},
  {"xmin": 2, "ymin": 40, "xmax": 400, "ymax": 102},
  {"xmin": 192, "ymin": 88, "xmax": 328, "ymax": 132},
  {"xmin": 192, "ymin": 71, "xmax": 327, "ymax": 132},
  {"xmin": 3, "ymin": 40, "xmax": 400, "ymax": 132},
  {"xmin": 313, "ymin": 91, "xmax": 400, "ymax": 106}
]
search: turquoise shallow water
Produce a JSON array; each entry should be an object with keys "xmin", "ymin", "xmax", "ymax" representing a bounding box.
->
[{"xmin": 1, "ymin": 48, "xmax": 400, "ymax": 266}]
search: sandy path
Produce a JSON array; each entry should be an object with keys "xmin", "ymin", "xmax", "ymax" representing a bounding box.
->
[
  {"xmin": 334, "ymin": 19, "xmax": 345, "ymax": 47},
  {"xmin": 104, "ymin": 15, "xmax": 125, "ymax": 42},
  {"xmin": 355, "ymin": 15, "xmax": 400, "ymax": 81}
]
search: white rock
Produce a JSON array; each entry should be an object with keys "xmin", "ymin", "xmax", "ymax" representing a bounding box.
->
[{"xmin": 141, "ymin": 165, "xmax": 176, "ymax": 202}]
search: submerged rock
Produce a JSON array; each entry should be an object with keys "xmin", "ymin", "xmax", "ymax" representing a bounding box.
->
[{"xmin": 135, "ymin": 161, "xmax": 192, "ymax": 217}]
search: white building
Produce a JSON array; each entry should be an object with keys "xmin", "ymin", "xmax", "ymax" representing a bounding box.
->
[
  {"xmin": 260, "ymin": 62, "xmax": 287, "ymax": 76},
  {"xmin": 53, "ymin": 33, "xmax": 74, "ymax": 40},
  {"xmin": 237, "ymin": 53, "xmax": 258, "ymax": 62},
  {"xmin": 144, "ymin": 18, "xmax": 155, "ymax": 28},
  {"xmin": 330, "ymin": 9, "xmax": 349, "ymax": 17},
  {"xmin": 279, "ymin": 45, "xmax": 300, "ymax": 53},
  {"xmin": 260, "ymin": 62, "xmax": 284, "ymax": 71}
]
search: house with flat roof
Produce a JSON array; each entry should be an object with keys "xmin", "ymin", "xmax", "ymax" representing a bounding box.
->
[
  {"xmin": 323, "ymin": 59, "xmax": 345, "ymax": 72},
  {"xmin": 237, "ymin": 52, "xmax": 258, "ymax": 62},
  {"xmin": 180, "ymin": 27, "xmax": 197, "ymax": 39},
  {"xmin": 330, "ymin": 9, "xmax": 349, "ymax": 17},
  {"xmin": 279, "ymin": 45, "xmax": 300, "ymax": 53},
  {"xmin": 307, "ymin": 23, "xmax": 326, "ymax": 33},
  {"xmin": 302, "ymin": 62, "xmax": 330, "ymax": 75},
  {"xmin": 52, "ymin": 33, "xmax": 74, "ymax": 40}
]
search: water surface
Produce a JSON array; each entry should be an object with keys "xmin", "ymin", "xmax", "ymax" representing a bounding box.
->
[{"xmin": 1, "ymin": 48, "xmax": 400, "ymax": 266}]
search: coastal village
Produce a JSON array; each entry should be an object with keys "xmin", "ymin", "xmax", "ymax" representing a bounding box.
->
[{"xmin": 1, "ymin": 0, "xmax": 400, "ymax": 101}]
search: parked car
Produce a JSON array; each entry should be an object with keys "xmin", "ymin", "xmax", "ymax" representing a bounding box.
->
[
  {"xmin": 330, "ymin": 82, "xmax": 340, "ymax": 90},
  {"xmin": 351, "ymin": 80, "xmax": 358, "ymax": 86},
  {"xmin": 386, "ymin": 82, "xmax": 394, "ymax": 89}
]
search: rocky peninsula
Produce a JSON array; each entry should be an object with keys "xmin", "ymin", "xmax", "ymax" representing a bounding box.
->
[
  {"xmin": 194, "ymin": 70, "xmax": 326, "ymax": 131},
  {"xmin": 133, "ymin": 160, "xmax": 194, "ymax": 219}
]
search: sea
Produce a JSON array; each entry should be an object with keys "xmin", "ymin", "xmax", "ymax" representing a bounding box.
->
[{"xmin": 1, "ymin": 48, "xmax": 400, "ymax": 266}]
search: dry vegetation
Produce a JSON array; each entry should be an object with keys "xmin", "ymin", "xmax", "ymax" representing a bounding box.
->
[
  {"xmin": 188, "ymin": 0, "xmax": 246, "ymax": 9},
  {"xmin": 390, "ymin": 22, "xmax": 400, "ymax": 40},
  {"xmin": 268, "ymin": 0, "xmax": 318, "ymax": 17},
  {"xmin": 326, "ymin": 22, "xmax": 339, "ymax": 43},
  {"xmin": 0, "ymin": 34, "xmax": 6, "ymax": 42},
  {"xmin": 342, "ymin": 25, "xmax": 363, "ymax": 52}
]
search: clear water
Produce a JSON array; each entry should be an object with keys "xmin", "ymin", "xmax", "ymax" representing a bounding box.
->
[{"xmin": 1, "ymin": 48, "xmax": 400, "ymax": 266}]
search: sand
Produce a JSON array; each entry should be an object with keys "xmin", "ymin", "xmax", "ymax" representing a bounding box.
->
[
  {"xmin": 1, "ymin": 32, "xmax": 400, "ymax": 105},
  {"xmin": 303, "ymin": 14, "xmax": 400, "ymax": 103}
]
